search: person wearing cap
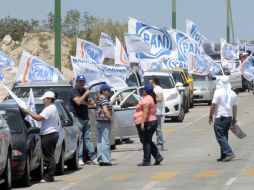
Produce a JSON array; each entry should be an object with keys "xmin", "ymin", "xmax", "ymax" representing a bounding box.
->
[
  {"xmin": 134, "ymin": 83, "xmax": 163, "ymax": 166},
  {"xmin": 96, "ymin": 84, "xmax": 113, "ymax": 166},
  {"xmin": 240, "ymin": 52, "xmax": 252, "ymax": 92},
  {"xmin": 209, "ymin": 76, "xmax": 237, "ymax": 162},
  {"xmin": 22, "ymin": 91, "xmax": 60, "ymax": 182},
  {"xmin": 69, "ymin": 75, "xmax": 98, "ymax": 165}
]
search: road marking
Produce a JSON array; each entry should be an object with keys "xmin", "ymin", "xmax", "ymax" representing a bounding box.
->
[
  {"xmin": 242, "ymin": 168, "xmax": 254, "ymax": 177},
  {"xmin": 194, "ymin": 170, "xmax": 220, "ymax": 179},
  {"xmin": 181, "ymin": 113, "xmax": 209, "ymax": 129},
  {"xmin": 150, "ymin": 172, "xmax": 179, "ymax": 180},
  {"xmin": 106, "ymin": 172, "xmax": 132, "ymax": 180},
  {"xmin": 58, "ymin": 183, "xmax": 76, "ymax": 190},
  {"xmin": 162, "ymin": 128, "xmax": 176, "ymax": 135},
  {"xmin": 142, "ymin": 181, "xmax": 159, "ymax": 190},
  {"xmin": 224, "ymin": 177, "xmax": 237, "ymax": 186}
]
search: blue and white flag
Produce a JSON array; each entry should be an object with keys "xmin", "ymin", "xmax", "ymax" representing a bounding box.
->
[
  {"xmin": 115, "ymin": 37, "xmax": 129, "ymax": 65},
  {"xmin": 0, "ymin": 70, "xmax": 4, "ymax": 83},
  {"xmin": 124, "ymin": 33, "xmax": 151, "ymax": 54},
  {"xmin": 98, "ymin": 64, "xmax": 128, "ymax": 81},
  {"xmin": 221, "ymin": 38, "xmax": 238, "ymax": 70},
  {"xmin": 99, "ymin": 33, "xmax": 115, "ymax": 59},
  {"xmin": 26, "ymin": 88, "xmax": 40, "ymax": 128},
  {"xmin": 0, "ymin": 50, "xmax": 14, "ymax": 69},
  {"xmin": 186, "ymin": 19, "xmax": 206, "ymax": 47},
  {"xmin": 128, "ymin": 17, "xmax": 172, "ymax": 61},
  {"xmin": 240, "ymin": 56, "xmax": 254, "ymax": 82},
  {"xmin": 76, "ymin": 38, "xmax": 104, "ymax": 64},
  {"xmin": 148, "ymin": 58, "xmax": 188, "ymax": 71},
  {"xmin": 189, "ymin": 55, "xmax": 213, "ymax": 75},
  {"xmin": 169, "ymin": 29, "xmax": 203, "ymax": 62},
  {"xmin": 244, "ymin": 43, "xmax": 254, "ymax": 53},
  {"xmin": 16, "ymin": 51, "xmax": 65, "ymax": 82},
  {"xmin": 237, "ymin": 38, "xmax": 244, "ymax": 51}
]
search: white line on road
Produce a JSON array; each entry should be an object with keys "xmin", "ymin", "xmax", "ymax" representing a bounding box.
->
[
  {"xmin": 142, "ymin": 181, "xmax": 159, "ymax": 190},
  {"xmin": 58, "ymin": 183, "xmax": 76, "ymax": 190},
  {"xmin": 181, "ymin": 113, "xmax": 209, "ymax": 129}
]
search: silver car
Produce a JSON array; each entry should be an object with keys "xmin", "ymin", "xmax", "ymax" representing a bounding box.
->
[{"xmin": 192, "ymin": 73, "xmax": 216, "ymax": 105}]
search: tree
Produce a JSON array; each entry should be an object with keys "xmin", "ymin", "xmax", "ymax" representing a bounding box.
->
[
  {"xmin": 42, "ymin": 12, "xmax": 55, "ymax": 32},
  {"xmin": 63, "ymin": 9, "xmax": 81, "ymax": 37}
]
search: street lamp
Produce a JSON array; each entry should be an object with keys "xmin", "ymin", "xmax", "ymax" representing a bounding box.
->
[{"xmin": 55, "ymin": 0, "xmax": 61, "ymax": 71}]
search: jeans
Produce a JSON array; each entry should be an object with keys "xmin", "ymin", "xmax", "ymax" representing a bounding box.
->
[
  {"xmin": 214, "ymin": 116, "xmax": 234, "ymax": 158},
  {"xmin": 41, "ymin": 132, "xmax": 59, "ymax": 177},
  {"xmin": 97, "ymin": 121, "xmax": 111, "ymax": 163},
  {"xmin": 75, "ymin": 118, "xmax": 96, "ymax": 161},
  {"xmin": 156, "ymin": 115, "xmax": 164, "ymax": 149},
  {"xmin": 136, "ymin": 121, "xmax": 162, "ymax": 163}
]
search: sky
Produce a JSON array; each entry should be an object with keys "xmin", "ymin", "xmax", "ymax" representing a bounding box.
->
[{"xmin": 0, "ymin": 0, "xmax": 253, "ymax": 42}]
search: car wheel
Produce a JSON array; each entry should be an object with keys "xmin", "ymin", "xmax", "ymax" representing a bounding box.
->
[
  {"xmin": 56, "ymin": 146, "xmax": 65, "ymax": 175},
  {"xmin": 19, "ymin": 154, "xmax": 31, "ymax": 187},
  {"xmin": 110, "ymin": 144, "xmax": 116, "ymax": 150},
  {"xmin": 67, "ymin": 143, "xmax": 79, "ymax": 170},
  {"xmin": 31, "ymin": 157, "xmax": 43, "ymax": 181},
  {"xmin": 184, "ymin": 98, "xmax": 189, "ymax": 113},
  {"xmin": 0, "ymin": 153, "xmax": 12, "ymax": 190},
  {"xmin": 172, "ymin": 105, "xmax": 185, "ymax": 122}
]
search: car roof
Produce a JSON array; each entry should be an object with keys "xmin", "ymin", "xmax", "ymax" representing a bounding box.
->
[{"xmin": 13, "ymin": 80, "xmax": 73, "ymax": 88}]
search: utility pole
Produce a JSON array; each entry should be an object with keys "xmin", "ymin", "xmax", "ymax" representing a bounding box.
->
[
  {"xmin": 226, "ymin": 0, "xmax": 230, "ymax": 43},
  {"xmin": 172, "ymin": 0, "xmax": 176, "ymax": 29},
  {"xmin": 55, "ymin": 0, "xmax": 61, "ymax": 71},
  {"xmin": 229, "ymin": 0, "xmax": 235, "ymax": 44}
]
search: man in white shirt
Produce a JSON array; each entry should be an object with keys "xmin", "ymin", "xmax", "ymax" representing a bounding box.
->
[
  {"xmin": 150, "ymin": 77, "xmax": 165, "ymax": 150},
  {"xmin": 209, "ymin": 76, "xmax": 237, "ymax": 162}
]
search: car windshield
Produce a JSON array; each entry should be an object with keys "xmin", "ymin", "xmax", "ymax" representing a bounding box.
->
[
  {"xmin": 2, "ymin": 110, "xmax": 22, "ymax": 134},
  {"xmin": 12, "ymin": 86, "xmax": 72, "ymax": 103},
  {"xmin": 192, "ymin": 74, "xmax": 210, "ymax": 81},
  {"xmin": 144, "ymin": 75, "xmax": 174, "ymax": 89},
  {"xmin": 126, "ymin": 73, "xmax": 139, "ymax": 87}
]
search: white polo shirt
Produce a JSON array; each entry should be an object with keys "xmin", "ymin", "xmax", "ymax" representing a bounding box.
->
[
  {"xmin": 40, "ymin": 104, "xmax": 60, "ymax": 135},
  {"xmin": 212, "ymin": 88, "xmax": 237, "ymax": 118},
  {"xmin": 154, "ymin": 85, "xmax": 164, "ymax": 116}
]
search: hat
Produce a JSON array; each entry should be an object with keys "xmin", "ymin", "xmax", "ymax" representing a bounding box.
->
[
  {"xmin": 100, "ymin": 84, "xmax": 111, "ymax": 92},
  {"xmin": 76, "ymin": 75, "xmax": 86, "ymax": 81},
  {"xmin": 241, "ymin": 52, "xmax": 248, "ymax": 57},
  {"xmin": 39, "ymin": 91, "xmax": 56, "ymax": 100},
  {"xmin": 144, "ymin": 83, "xmax": 153, "ymax": 92}
]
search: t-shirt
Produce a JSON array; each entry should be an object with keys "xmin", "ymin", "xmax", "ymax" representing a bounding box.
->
[
  {"xmin": 69, "ymin": 88, "xmax": 89, "ymax": 120},
  {"xmin": 40, "ymin": 104, "xmax": 60, "ymax": 135},
  {"xmin": 212, "ymin": 88, "xmax": 237, "ymax": 118},
  {"xmin": 96, "ymin": 97, "xmax": 112, "ymax": 121},
  {"xmin": 154, "ymin": 85, "xmax": 164, "ymax": 115},
  {"xmin": 134, "ymin": 95, "xmax": 157, "ymax": 124}
]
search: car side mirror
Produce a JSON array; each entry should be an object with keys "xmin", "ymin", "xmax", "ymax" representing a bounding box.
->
[
  {"xmin": 112, "ymin": 105, "xmax": 121, "ymax": 111},
  {"xmin": 63, "ymin": 119, "xmax": 73, "ymax": 127},
  {"xmin": 187, "ymin": 79, "xmax": 193, "ymax": 83},
  {"xmin": 175, "ymin": 82, "xmax": 183, "ymax": 88},
  {"xmin": 224, "ymin": 69, "xmax": 231, "ymax": 75},
  {"xmin": 28, "ymin": 127, "xmax": 40, "ymax": 134},
  {"xmin": 211, "ymin": 76, "xmax": 217, "ymax": 81}
]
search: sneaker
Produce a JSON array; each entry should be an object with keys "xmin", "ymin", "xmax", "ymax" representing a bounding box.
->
[
  {"xmin": 40, "ymin": 177, "xmax": 55, "ymax": 183},
  {"xmin": 91, "ymin": 159, "xmax": 99, "ymax": 165},
  {"xmin": 222, "ymin": 154, "xmax": 235, "ymax": 162},
  {"xmin": 79, "ymin": 160, "xmax": 85, "ymax": 166},
  {"xmin": 99, "ymin": 162, "xmax": 112, "ymax": 166},
  {"xmin": 137, "ymin": 162, "xmax": 151, "ymax": 166},
  {"xmin": 154, "ymin": 157, "xmax": 164, "ymax": 165}
]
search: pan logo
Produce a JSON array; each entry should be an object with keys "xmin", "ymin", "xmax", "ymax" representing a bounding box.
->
[
  {"xmin": 83, "ymin": 43, "xmax": 103, "ymax": 63},
  {"xmin": 164, "ymin": 59, "xmax": 188, "ymax": 69},
  {"xmin": 222, "ymin": 44, "xmax": 235, "ymax": 60},
  {"xmin": 30, "ymin": 61, "xmax": 54, "ymax": 81},
  {"xmin": 190, "ymin": 26, "xmax": 202, "ymax": 46},
  {"xmin": 136, "ymin": 22, "xmax": 172, "ymax": 59}
]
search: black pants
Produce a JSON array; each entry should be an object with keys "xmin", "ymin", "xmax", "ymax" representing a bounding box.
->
[
  {"xmin": 41, "ymin": 132, "xmax": 59, "ymax": 178},
  {"xmin": 136, "ymin": 121, "xmax": 162, "ymax": 163}
]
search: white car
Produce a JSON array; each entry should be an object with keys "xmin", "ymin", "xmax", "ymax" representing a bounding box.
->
[
  {"xmin": 213, "ymin": 61, "xmax": 242, "ymax": 91},
  {"xmin": 144, "ymin": 71, "xmax": 185, "ymax": 122}
]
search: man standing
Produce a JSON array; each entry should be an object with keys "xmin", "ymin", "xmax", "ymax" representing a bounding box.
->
[
  {"xmin": 69, "ymin": 75, "xmax": 98, "ymax": 165},
  {"xmin": 149, "ymin": 77, "xmax": 165, "ymax": 151},
  {"xmin": 209, "ymin": 76, "xmax": 237, "ymax": 162}
]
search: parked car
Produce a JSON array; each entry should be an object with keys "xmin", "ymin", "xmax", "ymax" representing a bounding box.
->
[
  {"xmin": 32, "ymin": 99, "xmax": 80, "ymax": 174},
  {"xmin": 191, "ymin": 73, "xmax": 216, "ymax": 105},
  {"xmin": 0, "ymin": 101, "xmax": 43, "ymax": 187},
  {"xmin": 144, "ymin": 71, "xmax": 186, "ymax": 122},
  {"xmin": 0, "ymin": 111, "xmax": 12, "ymax": 190}
]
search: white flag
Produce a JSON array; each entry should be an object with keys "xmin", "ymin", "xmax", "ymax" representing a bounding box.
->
[
  {"xmin": 186, "ymin": 19, "xmax": 206, "ymax": 47},
  {"xmin": 26, "ymin": 88, "xmax": 40, "ymax": 128},
  {"xmin": 221, "ymin": 38, "xmax": 238, "ymax": 71},
  {"xmin": 99, "ymin": 33, "xmax": 115, "ymax": 59},
  {"xmin": 115, "ymin": 37, "xmax": 129, "ymax": 65},
  {"xmin": 124, "ymin": 33, "xmax": 151, "ymax": 54}
]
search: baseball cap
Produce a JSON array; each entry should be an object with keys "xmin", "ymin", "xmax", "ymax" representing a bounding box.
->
[
  {"xmin": 39, "ymin": 91, "xmax": 56, "ymax": 100},
  {"xmin": 76, "ymin": 75, "xmax": 86, "ymax": 81},
  {"xmin": 100, "ymin": 84, "xmax": 111, "ymax": 92},
  {"xmin": 241, "ymin": 52, "xmax": 248, "ymax": 56},
  {"xmin": 144, "ymin": 83, "xmax": 153, "ymax": 92}
]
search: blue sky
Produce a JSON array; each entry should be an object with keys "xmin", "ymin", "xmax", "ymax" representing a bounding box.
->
[{"xmin": 0, "ymin": 0, "xmax": 253, "ymax": 42}]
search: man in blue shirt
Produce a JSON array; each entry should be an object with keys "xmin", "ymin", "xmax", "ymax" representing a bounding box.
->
[{"xmin": 69, "ymin": 75, "xmax": 98, "ymax": 165}]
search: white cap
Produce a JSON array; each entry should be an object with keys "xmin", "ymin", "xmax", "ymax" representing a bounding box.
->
[
  {"xmin": 241, "ymin": 52, "xmax": 248, "ymax": 56},
  {"xmin": 39, "ymin": 91, "xmax": 55, "ymax": 100}
]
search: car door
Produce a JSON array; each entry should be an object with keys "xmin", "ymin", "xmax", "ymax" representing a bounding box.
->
[
  {"xmin": 0, "ymin": 114, "xmax": 8, "ymax": 173},
  {"xmin": 112, "ymin": 88, "xmax": 140, "ymax": 139},
  {"xmin": 229, "ymin": 70, "xmax": 242, "ymax": 90}
]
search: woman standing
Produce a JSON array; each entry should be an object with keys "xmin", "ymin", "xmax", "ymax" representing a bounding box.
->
[
  {"xmin": 96, "ymin": 84, "xmax": 113, "ymax": 166},
  {"xmin": 23, "ymin": 91, "xmax": 60, "ymax": 182},
  {"xmin": 134, "ymin": 84, "xmax": 163, "ymax": 166}
]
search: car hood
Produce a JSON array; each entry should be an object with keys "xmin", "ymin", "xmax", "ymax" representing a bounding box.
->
[{"xmin": 194, "ymin": 81, "xmax": 213, "ymax": 89}]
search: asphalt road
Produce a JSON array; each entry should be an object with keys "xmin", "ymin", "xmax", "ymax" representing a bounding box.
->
[{"xmin": 14, "ymin": 92, "xmax": 254, "ymax": 190}]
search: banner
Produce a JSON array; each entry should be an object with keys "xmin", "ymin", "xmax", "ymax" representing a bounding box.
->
[
  {"xmin": 99, "ymin": 33, "xmax": 115, "ymax": 59},
  {"xmin": 169, "ymin": 29, "xmax": 203, "ymax": 62},
  {"xmin": 124, "ymin": 33, "xmax": 151, "ymax": 54},
  {"xmin": 186, "ymin": 19, "xmax": 206, "ymax": 47},
  {"xmin": 240, "ymin": 56, "xmax": 254, "ymax": 82},
  {"xmin": 244, "ymin": 43, "xmax": 254, "ymax": 53},
  {"xmin": 0, "ymin": 50, "xmax": 14, "ymax": 69},
  {"xmin": 16, "ymin": 51, "xmax": 64, "ymax": 82},
  {"xmin": 148, "ymin": 58, "xmax": 188, "ymax": 71},
  {"xmin": 189, "ymin": 55, "xmax": 213, "ymax": 75},
  {"xmin": 128, "ymin": 17, "xmax": 172, "ymax": 61},
  {"xmin": 115, "ymin": 37, "xmax": 129, "ymax": 65},
  {"xmin": 221, "ymin": 38, "xmax": 238, "ymax": 71},
  {"xmin": 76, "ymin": 38, "xmax": 104, "ymax": 64},
  {"xmin": 0, "ymin": 70, "xmax": 4, "ymax": 83},
  {"xmin": 98, "ymin": 64, "xmax": 128, "ymax": 81}
]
